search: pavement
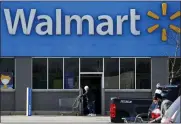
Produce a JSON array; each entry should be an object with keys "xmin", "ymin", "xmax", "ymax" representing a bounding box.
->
[{"xmin": 1, "ymin": 116, "xmax": 112, "ymax": 124}]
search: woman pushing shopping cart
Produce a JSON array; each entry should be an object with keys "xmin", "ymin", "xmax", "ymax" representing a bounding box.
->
[{"xmin": 59, "ymin": 85, "xmax": 96, "ymax": 116}]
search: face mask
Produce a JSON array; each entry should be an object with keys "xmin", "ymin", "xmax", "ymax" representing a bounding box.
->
[{"xmin": 1, "ymin": 79, "xmax": 10, "ymax": 85}]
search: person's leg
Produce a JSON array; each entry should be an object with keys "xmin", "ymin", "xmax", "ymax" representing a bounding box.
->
[
  {"xmin": 91, "ymin": 102, "xmax": 94, "ymax": 115},
  {"xmin": 90, "ymin": 102, "xmax": 94, "ymax": 114},
  {"xmin": 87, "ymin": 102, "xmax": 92, "ymax": 115},
  {"xmin": 92, "ymin": 101, "xmax": 96, "ymax": 114},
  {"xmin": 88, "ymin": 101, "xmax": 95, "ymax": 116}
]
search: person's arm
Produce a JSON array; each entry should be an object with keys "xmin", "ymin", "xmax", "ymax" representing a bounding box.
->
[{"xmin": 80, "ymin": 90, "xmax": 88, "ymax": 97}]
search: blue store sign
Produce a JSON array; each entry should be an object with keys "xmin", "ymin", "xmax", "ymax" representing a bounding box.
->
[{"xmin": 0, "ymin": 1, "xmax": 180, "ymax": 56}]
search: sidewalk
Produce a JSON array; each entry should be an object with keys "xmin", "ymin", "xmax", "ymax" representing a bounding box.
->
[{"xmin": 1, "ymin": 115, "xmax": 110, "ymax": 123}]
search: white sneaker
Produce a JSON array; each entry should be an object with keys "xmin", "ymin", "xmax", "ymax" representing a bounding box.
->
[{"xmin": 91, "ymin": 114, "xmax": 96, "ymax": 116}]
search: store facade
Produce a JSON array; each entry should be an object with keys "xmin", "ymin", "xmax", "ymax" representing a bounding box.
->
[{"xmin": 0, "ymin": 0, "xmax": 180, "ymax": 115}]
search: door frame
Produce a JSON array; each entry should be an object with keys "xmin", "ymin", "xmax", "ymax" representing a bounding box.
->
[{"xmin": 79, "ymin": 72, "xmax": 105, "ymax": 115}]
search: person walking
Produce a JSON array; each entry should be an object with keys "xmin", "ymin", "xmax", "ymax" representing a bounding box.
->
[{"xmin": 81, "ymin": 85, "xmax": 96, "ymax": 116}]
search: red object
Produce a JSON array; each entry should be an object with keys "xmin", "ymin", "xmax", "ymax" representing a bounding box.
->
[
  {"xmin": 151, "ymin": 108, "xmax": 161, "ymax": 119},
  {"xmin": 153, "ymin": 97, "xmax": 158, "ymax": 100},
  {"xmin": 110, "ymin": 103, "xmax": 116, "ymax": 118}
]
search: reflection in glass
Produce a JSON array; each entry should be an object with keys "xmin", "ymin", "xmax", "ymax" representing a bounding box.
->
[
  {"xmin": 48, "ymin": 58, "xmax": 63, "ymax": 89},
  {"xmin": 104, "ymin": 58, "xmax": 119, "ymax": 89},
  {"xmin": 81, "ymin": 58, "xmax": 103, "ymax": 72},
  {"xmin": 136, "ymin": 58, "xmax": 151, "ymax": 89},
  {"xmin": 64, "ymin": 58, "xmax": 79, "ymax": 89},
  {"xmin": 120, "ymin": 58, "xmax": 135, "ymax": 89},
  {"xmin": 33, "ymin": 58, "xmax": 47, "ymax": 89}
]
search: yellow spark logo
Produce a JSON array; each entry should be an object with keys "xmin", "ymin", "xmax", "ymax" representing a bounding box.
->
[{"xmin": 147, "ymin": 3, "xmax": 181, "ymax": 42}]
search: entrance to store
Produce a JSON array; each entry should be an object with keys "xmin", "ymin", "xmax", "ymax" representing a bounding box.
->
[{"xmin": 80, "ymin": 74, "xmax": 102, "ymax": 115}]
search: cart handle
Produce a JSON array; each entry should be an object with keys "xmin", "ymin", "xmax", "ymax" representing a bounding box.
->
[
  {"xmin": 134, "ymin": 113, "xmax": 148, "ymax": 123},
  {"xmin": 72, "ymin": 95, "xmax": 82, "ymax": 109}
]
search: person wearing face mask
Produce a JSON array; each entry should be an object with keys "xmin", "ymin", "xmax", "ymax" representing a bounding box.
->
[
  {"xmin": 0, "ymin": 74, "xmax": 13, "ymax": 89},
  {"xmin": 154, "ymin": 83, "xmax": 163, "ymax": 106}
]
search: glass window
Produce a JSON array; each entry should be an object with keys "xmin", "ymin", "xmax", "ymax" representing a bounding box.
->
[
  {"xmin": 136, "ymin": 58, "xmax": 151, "ymax": 89},
  {"xmin": 169, "ymin": 58, "xmax": 181, "ymax": 84},
  {"xmin": 104, "ymin": 58, "xmax": 119, "ymax": 89},
  {"xmin": 120, "ymin": 58, "xmax": 135, "ymax": 89},
  {"xmin": 48, "ymin": 58, "xmax": 63, "ymax": 89},
  {"xmin": 0, "ymin": 58, "xmax": 15, "ymax": 89},
  {"xmin": 64, "ymin": 58, "xmax": 79, "ymax": 89},
  {"xmin": 80, "ymin": 58, "xmax": 103, "ymax": 72},
  {"xmin": 33, "ymin": 58, "xmax": 47, "ymax": 89}
]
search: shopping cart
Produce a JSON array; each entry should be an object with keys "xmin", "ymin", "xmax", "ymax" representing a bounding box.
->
[
  {"xmin": 59, "ymin": 95, "xmax": 82, "ymax": 115},
  {"xmin": 121, "ymin": 113, "xmax": 149, "ymax": 123}
]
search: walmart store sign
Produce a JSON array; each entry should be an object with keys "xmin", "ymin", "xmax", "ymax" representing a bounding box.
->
[
  {"xmin": 1, "ymin": 1, "xmax": 180, "ymax": 56},
  {"xmin": 4, "ymin": 9, "xmax": 140, "ymax": 36}
]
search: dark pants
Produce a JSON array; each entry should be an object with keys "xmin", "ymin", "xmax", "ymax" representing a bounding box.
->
[{"xmin": 87, "ymin": 101, "xmax": 95, "ymax": 114}]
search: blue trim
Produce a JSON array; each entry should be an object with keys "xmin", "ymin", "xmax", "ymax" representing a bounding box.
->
[{"xmin": 27, "ymin": 88, "xmax": 32, "ymax": 116}]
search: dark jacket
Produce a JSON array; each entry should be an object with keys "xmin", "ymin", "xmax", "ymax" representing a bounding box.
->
[{"xmin": 81, "ymin": 89, "xmax": 95, "ymax": 103}]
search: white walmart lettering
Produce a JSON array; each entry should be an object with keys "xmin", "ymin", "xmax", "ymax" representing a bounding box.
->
[{"xmin": 4, "ymin": 9, "xmax": 141, "ymax": 35}]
